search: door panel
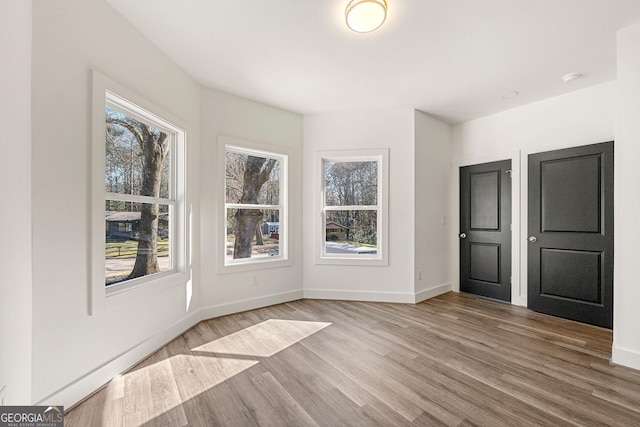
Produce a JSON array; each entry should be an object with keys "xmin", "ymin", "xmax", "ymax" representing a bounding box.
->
[
  {"xmin": 469, "ymin": 243, "xmax": 500, "ymax": 283},
  {"xmin": 541, "ymin": 155, "xmax": 601, "ymax": 233},
  {"xmin": 471, "ymin": 171, "xmax": 500, "ymax": 230},
  {"xmin": 528, "ymin": 141, "xmax": 613, "ymax": 328},
  {"xmin": 540, "ymin": 249, "xmax": 602, "ymax": 303},
  {"xmin": 460, "ymin": 160, "xmax": 511, "ymax": 302}
]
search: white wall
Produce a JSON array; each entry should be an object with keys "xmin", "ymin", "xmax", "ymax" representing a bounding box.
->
[
  {"xmin": 0, "ymin": 0, "xmax": 32, "ymax": 405},
  {"xmin": 31, "ymin": 0, "xmax": 201, "ymax": 406},
  {"xmin": 414, "ymin": 111, "xmax": 451, "ymax": 300},
  {"xmin": 199, "ymin": 88, "xmax": 304, "ymax": 314},
  {"xmin": 302, "ymin": 109, "xmax": 417, "ymax": 302},
  {"xmin": 451, "ymin": 81, "xmax": 616, "ymax": 161},
  {"xmin": 451, "ymin": 82, "xmax": 616, "ymax": 306},
  {"xmin": 613, "ymin": 23, "xmax": 640, "ymax": 370}
]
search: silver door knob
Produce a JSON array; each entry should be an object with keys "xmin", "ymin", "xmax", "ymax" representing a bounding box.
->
[
  {"xmin": 459, "ymin": 233, "xmax": 467, "ymax": 239},
  {"xmin": 529, "ymin": 236, "xmax": 537, "ymax": 242}
]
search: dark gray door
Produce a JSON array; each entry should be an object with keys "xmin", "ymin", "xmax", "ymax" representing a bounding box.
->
[
  {"xmin": 460, "ymin": 160, "xmax": 512, "ymax": 302},
  {"xmin": 528, "ymin": 141, "xmax": 613, "ymax": 328}
]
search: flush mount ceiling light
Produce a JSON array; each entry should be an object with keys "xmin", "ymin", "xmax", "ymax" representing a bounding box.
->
[{"xmin": 345, "ymin": 0, "xmax": 387, "ymax": 33}]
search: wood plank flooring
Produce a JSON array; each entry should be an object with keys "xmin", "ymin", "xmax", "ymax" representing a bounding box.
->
[{"xmin": 65, "ymin": 292, "xmax": 640, "ymax": 426}]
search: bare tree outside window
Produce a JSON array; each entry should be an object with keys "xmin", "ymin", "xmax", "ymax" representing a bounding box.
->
[
  {"xmin": 225, "ymin": 147, "xmax": 283, "ymax": 263},
  {"xmin": 317, "ymin": 149, "xmax": 387, "ymax": 265},
  {"xmin": 105, "ymin": 106, "xmax": 172, "ymax": 285},
  {"xmin": 324, "ymin": 160, "xmax": 378, "ymax": 249}
]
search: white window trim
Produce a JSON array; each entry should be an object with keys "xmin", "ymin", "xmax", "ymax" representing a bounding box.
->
[
  {"xmin": 90, "ymin": 71, "xmax": 189, "ymax": 315},
  {"xmin": 217, "ymin": 136, "xmax": 292, "ymax": 273},
  {"xmin": 315, "ymin": 148, "xmax": 389, "ymax": 266}
]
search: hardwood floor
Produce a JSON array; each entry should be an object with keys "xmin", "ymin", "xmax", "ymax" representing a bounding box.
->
[{"xmin": 66, "ymin": 292, "xmax": 640, "ymax": 426}]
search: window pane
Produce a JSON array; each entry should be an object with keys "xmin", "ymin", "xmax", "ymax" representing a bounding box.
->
[
  {"xmin": 105, "ymin": 201, "xmax": 171, "ymax": 286},
  {"xmin": 324, "ymin": 160, "xmax": 377, "ymax": 206},
  {"xmin": 226, "ymin": 208, "xmax": 280, "ymax": 262},
  {"xmin": 325, "ymin": 210, "xmax": 377, "ymax": 255},
  {"xmin": 225, "ymin": 151, "xmax": 280, "ymax": 205},
  {"xmin": 105, "ymin": 106, "xmax": 171, "ymax": 199}
]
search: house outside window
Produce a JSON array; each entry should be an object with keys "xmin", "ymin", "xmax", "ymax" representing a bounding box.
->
[{"xmin": 316, "ymin": 149, "xmax": 389, "ymax": 266}]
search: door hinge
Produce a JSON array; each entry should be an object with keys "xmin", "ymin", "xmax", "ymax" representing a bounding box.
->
[{"xmin": 506, "ymin": 169, "xmax": 512, "ymax": 177}]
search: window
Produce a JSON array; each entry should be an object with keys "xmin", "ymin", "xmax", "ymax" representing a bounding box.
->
[
  {"xmin": 316, "ymin": 149, "xmax": 388, "ymax": 265},
  {"xmin": 220, "ymin": 138, "xmax": 289, "ymax": 270},
  {"xmin": 91, "ymin": 71, "xmax": 187, "ymax": 314}
]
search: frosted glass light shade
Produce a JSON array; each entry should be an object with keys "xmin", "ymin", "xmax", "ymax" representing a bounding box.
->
[{"xmin": 345, "ymin": 0, "xmax": 387, "ymax": 33}]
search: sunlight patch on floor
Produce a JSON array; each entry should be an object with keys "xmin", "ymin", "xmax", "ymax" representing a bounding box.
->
[
  {"xmin": 193, "ymin": 319, "xmax": 332, "ymax": 357},
  {"xmin": 174, "ymin": 354, "xmax": 260, "ymax": 401},
  {"xmin": 98, "ymin": 319, "xmax": 332, "ymax": 424}
]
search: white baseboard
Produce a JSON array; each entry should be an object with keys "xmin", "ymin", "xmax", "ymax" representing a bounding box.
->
[
  {"xmin": 38, "ymin": 289, "xmax": 303, "ymax": 409},
  {"xmin": 303, "ymin": 289, "xmax": 416, "ymax": 303},
  {"xmin": 303, "ymin": 285, "xmax": 451, "ymax": 304},
  {"xmin": 199, "ymin": 289, "xmax": 304, "ymax": 319},
  {"xmin": 414, "ymin": 283, "xmax": 451, "ymax": 303},
  {"xmin": 35, "ymin": 312, "xmax": 201, "ymax": 409},
  {"xmin": 612, "ymin": 344, "xmax": 640, "ymax": 371}
]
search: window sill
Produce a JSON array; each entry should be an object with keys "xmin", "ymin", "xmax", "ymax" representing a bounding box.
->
[
  {"xmin": 314, "ymin": 256, "xmax": 388, "ymax": 267},
  {"xmin": 218, "ymin": 257, "xmax": 293, "ymax": 274}
]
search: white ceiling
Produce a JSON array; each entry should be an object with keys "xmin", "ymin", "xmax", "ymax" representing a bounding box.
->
[{"xmin": 106, "ymin": 0, "xmax": 640, "ymax": 124}]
